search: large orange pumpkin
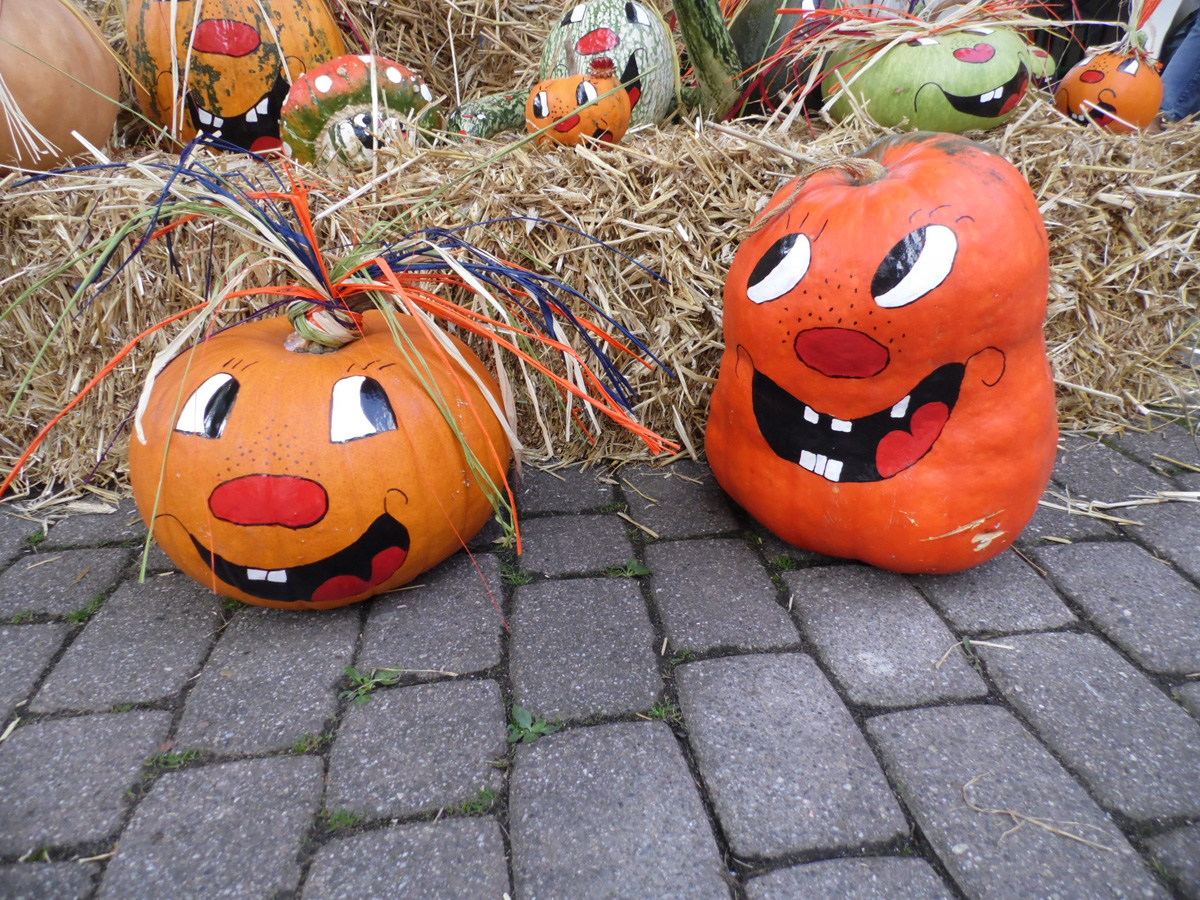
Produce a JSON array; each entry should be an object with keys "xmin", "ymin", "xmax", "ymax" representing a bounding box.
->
[
  {"xmin": 126, "ymin": 0, "xmax": 347, "ymax": 151},
  {"xmin": 0, "ymin": 0, "xmax": 120, "ymax": 169},
  {"xmin": 129, "ymin": 310, "xmax": 512, "ymax": 609},
  {"xmin": 706, "ymin": 132, "xmax": 1057, "ymax": 574},
  {"xmin": 1054, "ymin": 51, "xmax": 1163, "ymax": 133}
]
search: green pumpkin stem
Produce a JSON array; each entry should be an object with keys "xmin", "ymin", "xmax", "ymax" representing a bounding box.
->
[
  {"xmin": 673, "ymin": 0, "xmax": 744, "ymax": 118},
  {"xmin": 285, "ymin": 299, "xmax": 364, "ymax": 353}
]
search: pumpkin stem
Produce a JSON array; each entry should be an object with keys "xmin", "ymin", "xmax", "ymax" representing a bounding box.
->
[{"xmin": 285, "ymin": 299, "xmax": 364, "ymax": 353}]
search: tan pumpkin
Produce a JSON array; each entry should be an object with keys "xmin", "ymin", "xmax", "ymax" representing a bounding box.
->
[{"xmin": 0, "ymin": 0, "xmax": 120, "ymax": 170}]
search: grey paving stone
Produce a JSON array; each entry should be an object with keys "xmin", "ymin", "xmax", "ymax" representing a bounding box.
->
[
  {"xmin": 784, "ymin": 567, "xmax": 988, "ymax": 708},
  {"xmin": 0, "ymin": 710, "xmax": 171, "ymax": 855},
  {"xmin": 912, "ymin": 551, "xmax": 1076, "ymax": 635},
  {"xmin": 46, "ymin": 497, "xmax": 147, "ymax": 546},
  {"xmin": 1146, "ymin": 824, "xmax": 1200, "ymax": 900},
  {"xmin": 1053, "ymin": 436, "xmax": 1177, "ymax": 502},
  {"xmin": 867, "ymin": 704, "xmax": 1169, "ymax": 900},
  {"xmin": 174, "ymin": 605, "xmax": 358, "ymax": 755},
  {"xmin": 1016, "ymin": 488, "xmax": 1121, "ymax": 547},
  {"xmin": 1177, "ymin": 681, "xmax": 1200, "ymax": 720},
  {"xmin": 621, "ymin": 460, "xmax": 740, "ymax": 539},
  {"xmin": 0, "ymin": 547, "xmax": 130, "ymax": 618},
  {"xmin": 1106, "ymin": 423, "xmax": 1200, "ymax": 477},
  {"xmin": 326, "ymin": 679, "xmax": 506, "ymax": 819},
  {"xmin": 645, "ymin": 538, "xmax": 798, "ymax": 654},
  {"xmin": 510, "ymin": 721, "xmax": 729, "ymax": 900},
  {"xmin": 516, "ymin": 463, "xmax": 616, "ymax": 514},
  {"xmin": 0, "ymin": 509, "xmax": 42, "ymax": 568},
  {"xmin": 302, "ymin": 817, "xmax": 510, "ymax": 900},
  {"xmin": 0, "ymin": 623, "xmax": 69, "ymax": 723},
  {"xmin": 1035, "ymin": 542, "xmax": 1200, "ymax": 675},
  {"xmin": 31, "ymin": 574, "xmax": 223, "ymax": 712},
  {"xmin": 466, "ymin": 515, "xmax": 506, "ymax": 553},
  {"xmin": 98, "ymin": 756, "xmax": 323, "ymax": 900},
  {"xmin": 676, "ymin": 653, "xmax": 907, "ymax": 859},
  {"xmin": 515, "ymin": 514, "xmax": 635, "ymax": 577},
  {"xmin": 751, "ymin": 525, "xmax": 838, "ymax": 567},
  {"xmin": 1126, "ymin": 498, "xmax": 1200, "ymax": 582},
  {"xmin": 359, "ymin": 553, "xmax": 504, "ymax": 677},
  {"xmin": 745, "ymin": 857, "xmax": 956, "ymax": 900},
  {"xmin": 511, "ymin": 577, "xmax": 661, "ymax": 721},
  {"xmin": 0, "ymin": 863, "xmax": 98, "ymax": 900},
  {"xmin": 978, "ymin": 632, "xmax": 1200, "ymax": 823}
]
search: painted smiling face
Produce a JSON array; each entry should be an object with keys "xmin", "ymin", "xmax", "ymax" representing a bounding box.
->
[
  {"xmin": 1055, "ymin": 52, "xmax": 1163, "ymax": 133},
  {"xmin": 129, "ymin": 312, "xmax": 511, "ymax": 609},
  {"xmin": 823, "ymin": 26, "xmax": 1033, "ymax": 133},
  {"xmin": 539, "ymin": 0, "xmax": 677, "ymax": 128},
  {"xmin": 705, "ymin": 133, "xmax": 1057, "ymax": 574},
  {"xmin": 126, "ymin": 0, "xmax": 347, "ymax": 151}
]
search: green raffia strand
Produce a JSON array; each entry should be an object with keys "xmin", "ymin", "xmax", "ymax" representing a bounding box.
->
[
  {"xmin": 372, "ymin": 299, "xmax": 516, "ymax": 542},
  {"xmin": 285, "ymin": 299, "xmax": 360, "ymax": 350}
]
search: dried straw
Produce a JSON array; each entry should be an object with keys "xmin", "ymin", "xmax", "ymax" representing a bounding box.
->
[{"xmin": 1, "ymin": 0, "xmax": 1197, "ymax": 497}]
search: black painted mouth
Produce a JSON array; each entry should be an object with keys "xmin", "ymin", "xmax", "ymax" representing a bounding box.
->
[
  {"xmin": 751, "ymin": 362, "xmax": 965, "ymax": 482},
  {"xmin": 935, "ymin": 61, "xmax": 1029, "ymax": 118},
  {"xmin": 188, "ymin": 512, "xmax": 411, "ymax": 604},
  {"xmin": 620, "ymin": 54, "xmax": 643, "ymax": 109},
  {"xmin": 185, "ymin": 73, "xmax": 290, "ymax": 150}
]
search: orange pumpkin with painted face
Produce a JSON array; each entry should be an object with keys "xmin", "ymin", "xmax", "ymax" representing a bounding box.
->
[
  {"xmin": 129, "ymin": 310, "xmax": 511, "ymax": 609},
  {"xmin": 705, "ymin": 132, "xmax": 1057, "ymax": 574},
  {"xmin": 126, "ymin": 0, "xmax": 347, "ymax": 151},
  {"xmin": 1054, "ymin": 51, "xmax": 1163, "ymax": 133}
]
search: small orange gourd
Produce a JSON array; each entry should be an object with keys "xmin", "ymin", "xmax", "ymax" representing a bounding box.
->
[
  {"xmin": 1054, "ymin": 51, "xmax": 1163, "ymax": 132},
  {"xmin": 525, "ymin": 57, "xmax": 631, "ymax": 146}
]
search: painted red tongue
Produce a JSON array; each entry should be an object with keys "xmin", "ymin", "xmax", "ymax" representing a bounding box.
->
[
  {"xmin": 310, "ymin": 546, "xmax": 407, "ymax": 605},
  {"xmin": 250, "ymin": 136, "xmax": 282, "ymax": 154},
  {"xmin": 999, "ymin": 85, "xmax": 1025, "ymax": 115},
  {"xmin": 876, "ymin": 402, "xmax": 950, "ymax": 478}
]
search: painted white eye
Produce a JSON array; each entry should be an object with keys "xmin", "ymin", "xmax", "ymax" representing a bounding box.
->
[
  {"xmin": 871, "ymin": 225, "xmax": 957, "ymax": 309},
  {"xmin": 562, "ymin": 3, "xmax": 586, "ymax": 25},
  {"xmin": 176, "ymin": 373, "xmax": 238, "ymax": 439},
  {"xmin": 532, "ymin": 91, "xmax": 550, "ymax": 119},
  {"xmin": 745, "ymin": 233, "xmax": 812, "ymax": 304},
  {"xmin": 576, "ymin": 80, "xmax": 599, "ymax": 105},
  {"xmin": 1117, "ymin": 58, "xmax": 1140, "ymax": 75},
  {"xmin": 626, "ymin": 2, "xmax": 651, "ymax": 25},
  {"xmin": 910, "ymin": 37, "xmax": 939, "ymax": 46},
  {"xmin": 330, "ymin": 376, "xmax": 398, "ymax": 443}
]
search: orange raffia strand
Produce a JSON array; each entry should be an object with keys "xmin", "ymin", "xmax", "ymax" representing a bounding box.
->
[
  {"xmin": 1, "ymin": 303, "xmax": 210, "ymax": 499},
  {"xmin": 148, "ymin": 213, "xmax": 204, "ymax": 243}
]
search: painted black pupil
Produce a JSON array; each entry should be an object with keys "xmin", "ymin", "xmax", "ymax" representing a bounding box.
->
[
  {"xmin": 748, "ymin": 234, "xmax": 798, "ymax": 290},
  {"xmin": 203, "ymin": 379, "xmax": 238, "ymax": 439},
  {"xmin": 626, "ymin": 2, "xmax": 640, "ymax": 21},
  {"xmin": 872, "ymin": 228, "xmax": 926, "ymax": 299},
  {"xmin": 577, "ymin": 83, "xmax": 591, "ymax": 105},
  {"xmin": 360, "ymin": 377, "xmax": 397, "ymax": 435}
]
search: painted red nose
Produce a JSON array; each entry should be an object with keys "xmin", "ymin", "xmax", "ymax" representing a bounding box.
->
[
  {"xmin": 794, "ymin": 328, "xmax": 890, "ymax": 378},
  {"xmin": 208, "ymin": 475, "xmax": 328, "ymax": 528},
  {"xmin": 1080, "ymin": 69, "xmax": 1105, "ymax": 83},
  {"xmin": 953, "ymin": 43, "xmax": 996, "ymax": 64},
  {"xmin": 577, "ymin": 28, "xmax": 619, "ymax": 55},
  {"xmin": 191, "ymin": 19, "xmax": 262, "ymax": 57}
]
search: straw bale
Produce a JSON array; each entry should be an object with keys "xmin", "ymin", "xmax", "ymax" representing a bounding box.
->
[{"xmin": 1, "ymin": 0, "xmax": 1198, "ymax": 497}]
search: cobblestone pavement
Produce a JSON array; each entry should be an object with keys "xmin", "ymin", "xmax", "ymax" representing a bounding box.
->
[{"xmin": 1, "ymin": 428, "xmax": 1199, "ymax": 900}]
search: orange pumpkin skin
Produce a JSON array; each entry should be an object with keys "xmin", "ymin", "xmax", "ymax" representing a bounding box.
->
[
  {"xmin": 0, "ymin": 0, "xmax": 120, "ymax": 170},
  {"xmin": 525, "ymin": 69, "xmax": 631, "ymax": 147},
  {"xmin": 706, "ymin": 133, "xmax": 1057, "ymax": 574},
  {"xmin": 126, "ymin": 0, "xmax": 347, "ymax": 151},
  {"xmin": 129, "ymin": 311, "xmax": 512, "ymax": 609},
  {"xmin": 1054, "ymin": 52, "xmax": 1163, "ymax": 133}
]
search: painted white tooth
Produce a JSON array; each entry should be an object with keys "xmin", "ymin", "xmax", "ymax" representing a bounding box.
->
[
  {"xmin": 245, "ymin": 108, "xmax": 258, "ymax": 124},
  {"xmin": 814, "ymin": 454, "xmax": 828, "ymax": 477},
  {"xmin": 824, "ymin": 459, "xmax": 843, "ymax": 482},
  {"xmin": 267, "ymin": 570, "xmax": 287, "ymax": 583},
  {"xmin": 257, "ymin": 97, "xmax": 270, "ymax": 114},
  {"xmin": 247, "ymin": 568, "xmax": 267, "ymax": 581},
  {"xmin": 800, "ymin": 450, "xmax": 817, "ymax": 472},
  {"xmin": 197, "ymin": 108, "xmax": 213, "ymax": 125},
  {"xmin": 831, "ymin": 418, "xmax": 851, "ymax": 433},
  {"xmin": 213, "ymin": 116, "xmax": 224, "ymax": 128},
  {"xmin": 803, "ymin": 406, "xmax": 819, "ymax": 425},
  {"xmin": 891, "ymin": 395, "xmax": 910, "ymax": 418}
]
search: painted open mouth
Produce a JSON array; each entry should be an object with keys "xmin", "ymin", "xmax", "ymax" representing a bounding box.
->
[
  {"xmin": 935, "ymin": 62, "xmax": 1029, "ymax": 118},
  {"xmin": 751, "ymin": 362, "xmax": 965, "ymax": 482},
  {"xmin": 185, "ymin": 73, "xmax": 290, "ymax": 152},
  {"xmin": 619, "ymin": 54, "xmax": 643, "ymax": 109},
  {"xmin": 188, "ymin": 512, "xmax": 410, "ymax": 604},
  {"xmin": 1068, "ymin": 100, "xmax": 1117, "ymax": 128}
]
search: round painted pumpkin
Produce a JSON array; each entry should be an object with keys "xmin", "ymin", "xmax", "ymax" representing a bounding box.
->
[
  {"xmin": 281, "ymin": 54, "xmax": 443, "ymax": 169},
  {"xmin": 129, "ymin": 310, "xmax": 512, "ymax": 609},
  {"xmin": 525, "ymin": 59, "xmax": 632, "ymax": 146},
  {"xmin": 822, "ymin": 26, "xmax": 1035, "ymax": 132},
  {"xmin": 705, "ymin": 132, "xmax": 1057, "ymax": 574},
  {"xmin": 0, "ymin": 0, "xmax": 120, "ymax": 170},
  {"xmin": 126, "ymin": 0, "xmax": 347, "ymax": 152},
  {"xmin": 1054, "ymin": 51, "xmax": 1163, "ymax": 133}
]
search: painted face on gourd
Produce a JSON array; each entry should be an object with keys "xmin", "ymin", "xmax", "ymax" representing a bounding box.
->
[
  {"xmin": 824, "ymin": 26, "xmax": 1032, "ymax": 132},
  {"xmin": 526, "ymin": 66, "xmax": 632, "ymax": 145},
  {"xmin": 540, "ymin": 0, "xmax": 676, "ymax": 127},
  {"xmin": 1054, "ymin": 52, "xmax": 1163, "ymax": 133},
  {"xmin": 126, "ymin": 0, "xmax": 347, "ymax": 151},
  {"xmin": 705, "ymin": 133, "xmax": 1057, "ymax": 574},
  {"xmin": 129, "ymin": 313, "xmax": 511, "ymax": 610}
]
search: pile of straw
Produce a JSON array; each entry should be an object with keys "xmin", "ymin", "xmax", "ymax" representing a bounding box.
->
[{"xmin": 1, "ymin": 0, "xmax": 1197, "ymax": 496}]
